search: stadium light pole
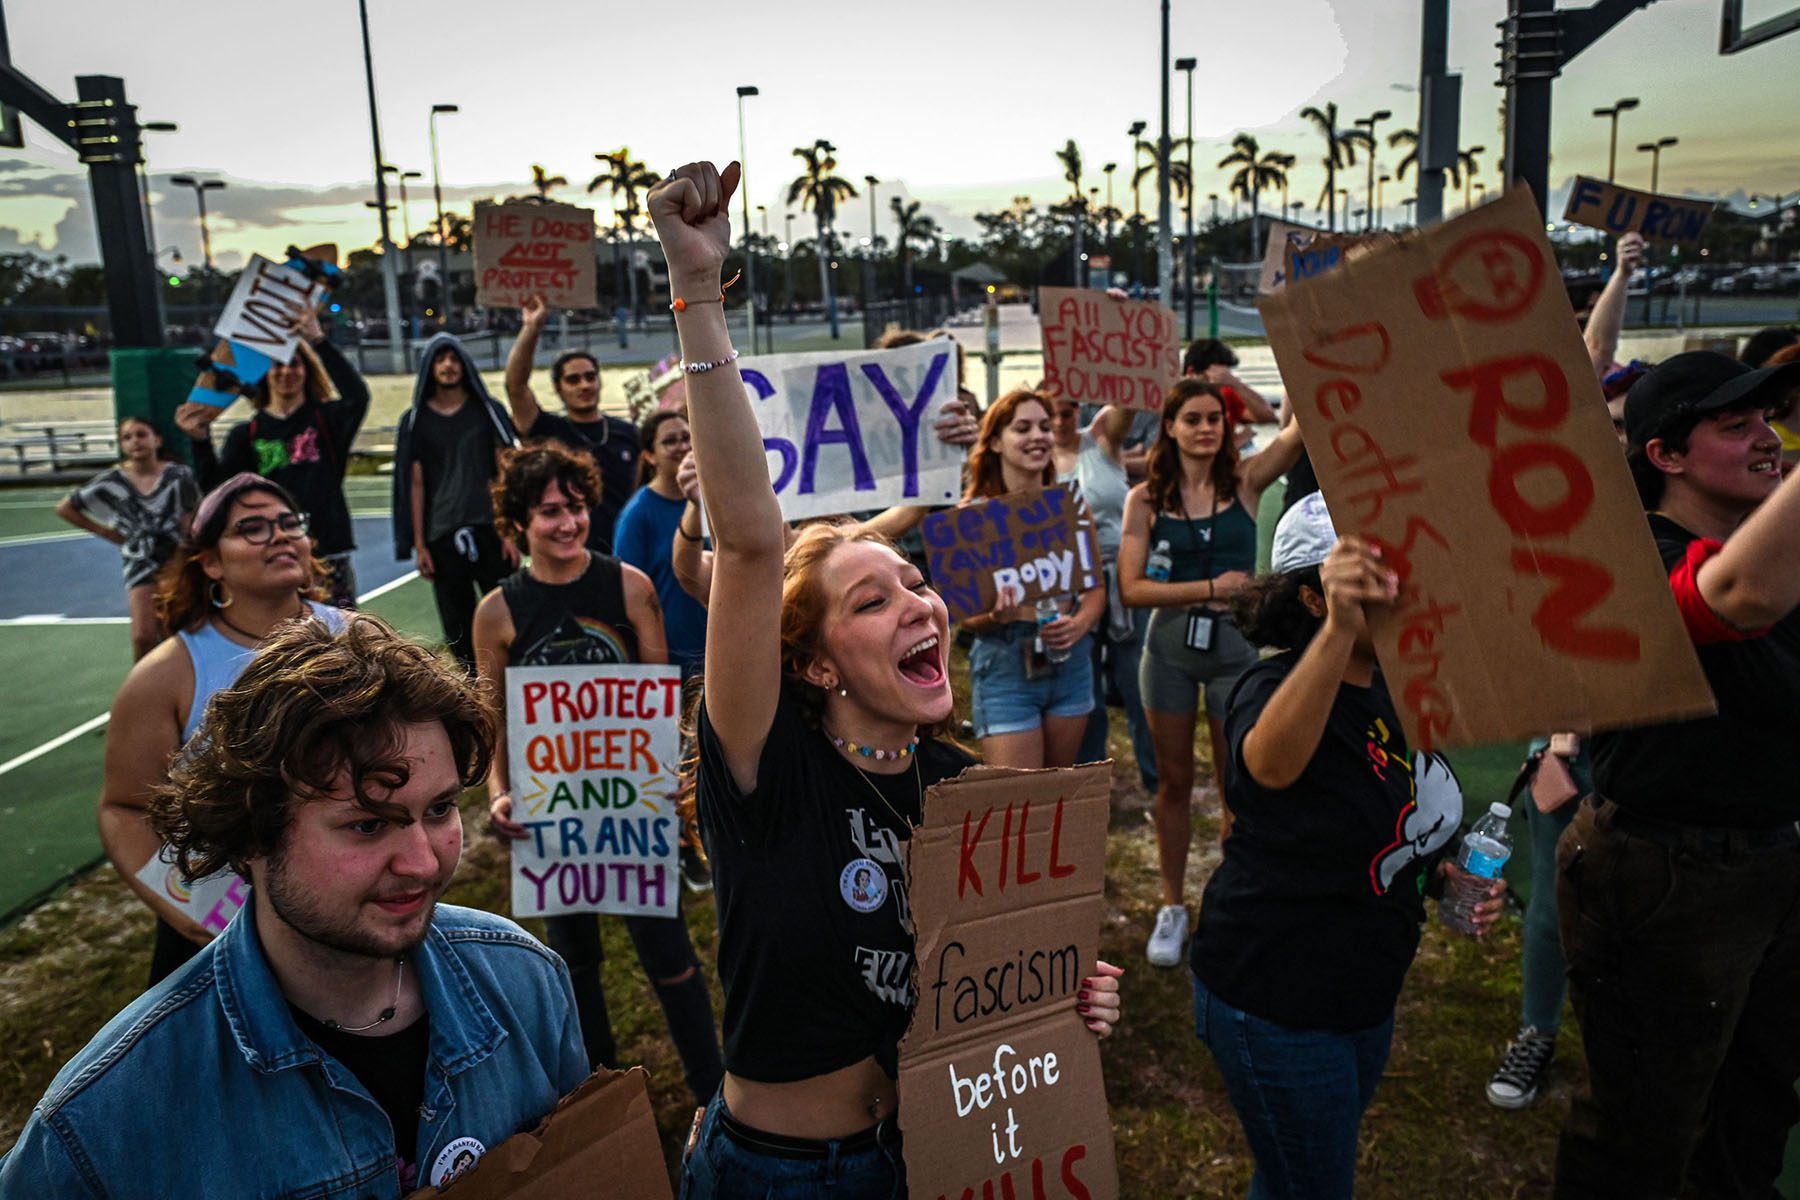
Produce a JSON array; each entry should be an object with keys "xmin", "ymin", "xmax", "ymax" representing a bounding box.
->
[
  {"xmin": 1155, "ymin": 0, "xmax": 1174, "ymax": 304},
  {"xmin": 1175, "ymin": 55, "xmax": 1196, "ymax": 338},
  {"xmin": 736, "ymin": 85, "xmax": 759, "ymax": 355},
  {"xmin": 429, "ymin": 103, "xmax": 459, "ymax": 327},
  {"xmin": 357, "ymin": 0, "xmax": 406, "ymax": 373},
  {"xmin": 138, "ymin": 122, "xmax": 176, "ymax": 333},
  {"xmin": 1592, "ymin": 97, "xmax": 1639, "ymax": 182},
  {"xmin": 1128, "ymin": 119, "xmax": 1146, "ymax": 288},
  {"xmin": 1356, "ymin": 109, "xmax": 1392, "ymax": 232},
  {"xmin": 169, "ymin": 175, "xmax": 224, "ymax": 323},
  {"xmin": 1637, "ymin": 135, "xmax": 1677, "ymax": 192}
]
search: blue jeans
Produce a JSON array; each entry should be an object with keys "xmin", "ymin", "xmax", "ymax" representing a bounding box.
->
[
  {"xmin": 1194, "ymin": 975, "xmax": 1395, "ymax": 1200},
  {"xmin": 679, "ymin": 1091, "xmax": 904, "ymax": 1199}
]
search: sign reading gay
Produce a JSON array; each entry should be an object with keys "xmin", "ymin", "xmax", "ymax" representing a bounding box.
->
[
  {"xmin": 739, "ymin": 339, "xmax": 965, "ymax": 521},
  {"xmin": 920, "ymin": 487, "xmax": 1100, "ymax": 623},
  {"xmin": 505, "ymin": 664, "xmax": 683, "ymax": 919},
  {"xmin": 899, "ymin": 762, "xmax": 1117, "ymax": 1200},
  {"xmin": 1038, "ymin": 288, "xmax": 1179, "ymax": 410},
  {"xmin": 474, "ymin": 202, "xmax": 598, "ymax": 310},
  {"xmin": 1258, "ymin": 187, "xmax": 1714, "ymax": 750},
  {"xmin": 1563, "ymin": 176, "xmax": 1716, "ymax": 246}
]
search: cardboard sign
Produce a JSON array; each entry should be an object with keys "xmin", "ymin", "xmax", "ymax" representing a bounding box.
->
[
  {"xmin": 739, "ymin": 339, "xmax": 966, "ymax": 521},
  {"xmin": 1038, "ymin": 288, "xmax": 1180, "ymax": 411},
  {"xmin": 899, "ymin": 762, "xmax": 1117, "ymax": 1200},
  {"xmin": 474, "ymin": 202, "xmax": 598, "ymax": 310},
  {"xmin": 1258, "ymin": 187, "xmax": 1714, "ymax": 751},
  {"xmin": 1563, "ymin": 176, "xmax": 1716, "ymax": 246},
  {"xmin": 1283, "ymin": 231, "xmax": 1397, "ymax": 291},
  {"xmin": 187, "ymin": 338, "xmax": 276, "ymax": 408},
  {"xmin": 212, "ymin": 254, "xmax": 327, "ymax": 363},
  {"xmin": 919, "ymin": 487, "xmax": 1100, "ymax": 623},
  {"xmin": 1258, "ymin": 219, "xmax": 1323, "ymax": 294},
  {"xmin": 505, "ymin": 664, "xmax": 683, "ymax": 919},
  {"xmin": 401, "ymin": 1067, "xmax": 672, "ymax": 1200},
  {"xmin": 133, "ymin": 847, "xmax": 247, "ymax": 934}
]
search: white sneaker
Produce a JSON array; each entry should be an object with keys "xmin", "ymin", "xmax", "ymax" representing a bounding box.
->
[{"xmin": 1145, "ymin": 904, "xmax": 1189, "ymax": 968}]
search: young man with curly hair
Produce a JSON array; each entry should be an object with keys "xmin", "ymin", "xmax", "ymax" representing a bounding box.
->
[{"xmin": 0, "ymin": 615, "xmax": 587, "ymax": 1199}]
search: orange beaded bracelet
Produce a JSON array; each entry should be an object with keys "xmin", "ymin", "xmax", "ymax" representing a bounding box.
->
[{"xmin": 669, "ymin": 269, "xmax": 742, "ymax": 312}]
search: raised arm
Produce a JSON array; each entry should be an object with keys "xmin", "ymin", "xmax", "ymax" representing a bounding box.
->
[
  {"xmin": 1585, "ymin": 233, "xmax": 1645, "ymax": 378},
  {"xmin": 1239, "ymin": 417, "xmax": 1306, "ymax": 498},
  {"xmin": 1087, "ymin": 404, "xmax": 1137, "ymax": 462},
  {"xmin": 503, "ymin": 295, "xmax": 550, "ymax": 435},
  {"xmin": 649, "ymin": 160, "xmax": 785, "ymax": 793},
  {"xmin": 1694, "ymin": 446, "xmax": 1800, "ymax": 629},
  {"xmin": 1205, "ymin": 364, "xmax": 1279, "ymax": 424}
]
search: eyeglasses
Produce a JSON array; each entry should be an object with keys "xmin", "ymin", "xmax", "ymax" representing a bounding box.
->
[{"xmin": 229, "ymin": 512, "xmax": 310, "ymax": 544}]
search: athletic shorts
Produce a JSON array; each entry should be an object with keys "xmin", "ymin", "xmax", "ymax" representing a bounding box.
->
[{"xmin": 1139, "ymin": 606, "xmax": 1258, "ymax": 718}]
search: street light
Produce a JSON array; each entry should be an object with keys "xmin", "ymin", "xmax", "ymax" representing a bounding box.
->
[
  {"xmin": 1636, "ymin": 135, "xmax": 1677, "ymax": 193},
  {"xmin": 736, "ymin": 85, "xmax": 759, "ymax": 352},
  {"xmin": 1175, "ymin": 55, "xmax": 1196, "ymax": 338},
  {"xmin": 863, "ymin": 174, "xmax": 880, "ymax": 310},
  {"xmin": 1102, "ymin": 162, "xmax": 1117, "ymax": 259},
  {"xmin": 1377, "ymin": 173, "xmax": 1391, "ymax": 229},
  {"xmin": 138, "ymin": 122, "xmax": 176, "ymax": 331},
  {"xmin": 429, "ymin": 103, "xmax": 459, "ymax": 327},
  {"xmin": 1354, "ymin": 109, "xmax": 1392, "ymax": 232},
  {"xmin": 169, "ymin": 175, "xmax": 225, "ymax": 321},
  {"xmin": 783, "ymin": 213, "xmax": 795, "ymax": 321},
  {"xmin": 1591, "ymin": 97, "xmax": 1640, "ymax": 183},
  {"xmin": 1128, "ymin": 119, "xmax": 1147, "ymax": 288},
  {"xmin": 357, "ymin": 0, "xmax": 406, "ymax": 373},
  {"xmin": 381, "ymin": 165, "xmax": 423, "ymax": 245}
]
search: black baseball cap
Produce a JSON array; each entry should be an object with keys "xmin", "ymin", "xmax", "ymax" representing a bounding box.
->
[{"xmin": 1623, "ymin": 351, "xmax": 1800, "ymax": 450}]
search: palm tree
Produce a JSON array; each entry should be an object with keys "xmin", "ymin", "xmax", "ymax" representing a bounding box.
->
[
  {"xmin": 890, "ymin": 197, "xmax": 940, "ymax": 315},
  {"xmin": 787, "ymin": 139, "xmax": 859, "ymax": 339},
  {"xmin": 1298, "ymin": 103, "xmax": 1372, "ymax": 231},
  {"xmin": 1455, "ymin": 145, "xmax": 1486, "ymax": 210},
  {"xmin": 588, "ymin": 148, "xmax": 660, "ymax": 319},
  {"xmin": 1388, "ymin": 128, "xmax": 1419, "ymax": 182},
  {"xmin": 1055, "ymin": 139, "xmax": 1087, "ymax": 285},
  {"xmin": 1218, "ymin": 134, "xmax": 1292, "ymax": 258},
  {"xmin": 529, "ymin": 164, "xmax": 567, "ymax": 201}
]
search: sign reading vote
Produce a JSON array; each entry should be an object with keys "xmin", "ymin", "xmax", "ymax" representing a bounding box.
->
[
  {"xmin": 899, "ymin": 762, "xmax": 1117, "ymax": 1200},
  {"xmin": 1258, "ymin": 187, "xmax": 1714, "ymax": 751},
  {"xmin": 1563, "ymin": 176, "xmax": 1716, "ymax": 246},
  {"xmin": 474, "ymin": 202, "xmax": 598, "ymax": 310},
  {"xmin": 920, "ymin": 487, "xmax": 1100, "ymax": 623},
  {"xmin": 1038, "ymin": 288, "xmax": 1180, "ymax": 410},
  {"xmin": 505, "ymin": 664, "xmax": 683, "ymax": 919},
  {"xmin": 739, "ymin": 340, "xmax": 965, "ymax": 521},
  {"xmin": 213, "ymin": 255, "xmax": 327, "ymax": 364}
]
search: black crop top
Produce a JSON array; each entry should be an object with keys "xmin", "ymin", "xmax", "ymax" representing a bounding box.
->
[{"xmin": 696, "ymin": 692, "xmax": 974, "ymax": 1082}]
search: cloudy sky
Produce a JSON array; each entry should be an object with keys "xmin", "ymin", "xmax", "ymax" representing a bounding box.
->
[{"xmin": 4, "ymin": 0, "xmax": 1797, "ymax": 269}]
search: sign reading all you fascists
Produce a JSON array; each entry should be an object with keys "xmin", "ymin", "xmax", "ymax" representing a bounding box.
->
[
  {"xmin": 1038, "ymin": 288, "xmax": 1179, "ymax": 410},
  {"xmin": 899, "ymin": 762, "xmax": 1117, "ymax": 1200},
  {"xmin": 920, "ymin": 487, "xmax": 1100, "ymax": 623},
  {"xmin": 505, "ymin": 664, "xmax": 682, "ymax": 919},
  {"xmin": 1258, "ymin": 187, "xmax": 1714, "ymax": 751},
  {"xmin": 474, "ymin": 202, "xmax": 598, "ymax": 309}
]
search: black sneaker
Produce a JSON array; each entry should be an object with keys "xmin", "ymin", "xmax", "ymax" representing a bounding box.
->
[
  {"xmin": 679, "ymin": 843, "xmax": 714, "ymax": 893},
  {"xmin": 1486, "ymin": 1026, "xmax": 1555, "ymax": 1109}
]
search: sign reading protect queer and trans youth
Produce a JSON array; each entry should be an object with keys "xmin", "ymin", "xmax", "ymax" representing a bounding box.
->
[
  {"xmin": 1258, "ymin": 187, "xmax": 1714, "ymax": 751},
  {"xmin": 1562, "ymin": 176, "xmax": 1716, "ymax": 246},
  {"xmin": 1038, "ymin": 288, "xmax": 1180, "ymax": 410},
  {"xmin": 899, "ymin": 762, "xmax": 1117, "ymax": 1200},
  {"xmin": 474, "ymin": 202, "xmax": 599, "ymax": 310},
  {"xmin": 505, "ymin": 664, "xmax": 682, "ymax": 919},
  {"xmin": 739, "ymin": 340, "xmax": 965, "ymax": 521},
  {"xmin": 920, "ymin": 487, "xmax": 1100, "ymax": 623}
]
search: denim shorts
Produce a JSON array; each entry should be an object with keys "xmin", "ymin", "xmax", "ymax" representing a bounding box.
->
[
  {"xmin": 679, "ymin": 1090, "xmax": 904, "ymax": 1200},
  {"xmin": 968, "ymin": 621, "xmax": 1095, "ymax": 739}
]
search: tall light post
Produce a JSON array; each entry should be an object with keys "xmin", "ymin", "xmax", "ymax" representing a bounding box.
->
[
  {"xmin": 757, "ymin": 204, "xmax": 771, "ymax": 348},
  {"xmin": 357, "ymin": 0, "xmax": 406, "ymax": 373},
  {"xmin": 429, "ymin": 103, "xmax": 459, "ymax": 327},
  {"xmin": 1592, "ymin": 97, "xmax": 1640, "ymax": 182},
  {"xmin": 169, "ymin": 175, "xmax": 224, "ymax": 323},
  {"xmin": 1462, "ymin": 145, "xmax": 1485, "ymax": 210},
  {"xmin": 1102, "ymin": 162, "xmax": 1117, "ymax": 260},
  {"xmin": 1208, "ymin": 192, "xmax": 1220, "ymax": 226},
  {"xmin": 1376, "ymin": 173, "xmax": 1391, "ymax": 229},
  {"xmin": 783, "ymin": 212, "xmax": 795, "ymax": 321},
  {"xmin": 1128, "ymin": 119, "xmax": 1146, "ymax": 288},
  {"xmin": 138, "ymin": 121, "xmax": 176, "ymax": 333},
  {"xmin": 1636, "ymin": 135, "xmax": 1677, "ymax": 192},
  {"xmin": 1355, "ymin": 109, "xmax": 1392, "ymax": 232},
  {"xmin": 1155, "ymin": 0, "xmax": 1174, "ymax": 304},
  {"xmin": 383, "ymin": 166, "xmax": 423, "ymax": 330},
  {"xmin": 1175, "ymin": 55, "xmax": 1196, "ymax": 337},
  {"xmin": 736, "ymin": 85, "xmax": 759, "ymax": 353},
  {"xmin": 863, "ymin": 174, "xmax": 880, "ymax": 311}
]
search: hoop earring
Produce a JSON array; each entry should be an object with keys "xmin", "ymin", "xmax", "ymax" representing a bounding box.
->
[{"xmin": 208, "ymin": 581, "xmax": 233, "ymax": 610}]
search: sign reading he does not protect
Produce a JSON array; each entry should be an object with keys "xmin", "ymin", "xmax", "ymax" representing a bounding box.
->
[
  {"xmin": 1258, "ymin": 187, "xmax": 1714, "ymax": 751},
  {"xmin": 899, "ymin": 762, "xmax": 1117, "ymax": 1200},
  {"xmin": 474, "ymin": 202, "xmax": 599, "ymax": 309}
]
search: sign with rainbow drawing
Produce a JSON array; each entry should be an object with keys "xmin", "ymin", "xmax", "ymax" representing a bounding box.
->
[
  {"xmin": 133, "ymin": 848, "xmax": 248, "ymax": 935},
  {"xmin": 504, "ymin": 664, "xmax": 683, "ymax": 919}
]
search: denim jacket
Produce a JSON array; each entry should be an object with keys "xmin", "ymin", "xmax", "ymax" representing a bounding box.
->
[{"xmin": 0, "ymin": 901, "xmax": 588, "ymax": 1199}]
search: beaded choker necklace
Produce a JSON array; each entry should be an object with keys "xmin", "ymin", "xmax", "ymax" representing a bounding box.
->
[{"xmin": 828, "ymin": 731, "xmax": 920, "ymax": 761}]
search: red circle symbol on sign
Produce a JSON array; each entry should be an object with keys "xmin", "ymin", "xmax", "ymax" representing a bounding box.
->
[{"xmin": 1413, "ymin": 230, "xmax": 1545, "ymax": 323}]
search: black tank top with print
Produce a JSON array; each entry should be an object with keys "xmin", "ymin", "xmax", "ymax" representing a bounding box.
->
[{"xmin": 499, "ymin": 553, "xmax": 639, "ymax": 666}]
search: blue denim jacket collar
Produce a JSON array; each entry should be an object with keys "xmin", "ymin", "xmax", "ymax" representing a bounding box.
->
[{"xmin": 214, "ymin": 893, "xmax": 508, "ymax": 1079}]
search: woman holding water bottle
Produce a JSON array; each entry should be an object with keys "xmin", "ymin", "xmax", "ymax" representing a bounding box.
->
[
  {"xmin": 1118, "ymin": 378, "xmax": 1303, "ymax": 968},
  {"xmin": 959, "ymin": 388, "xmax": 1105, "ymax": 768},
  {"xmin": 1190, "ymin": 493, "xmax": 1505, "ymax": 1198}
]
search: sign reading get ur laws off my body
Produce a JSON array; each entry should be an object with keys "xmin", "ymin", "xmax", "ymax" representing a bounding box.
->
[
  {"xmin": 1258, "ymin": 187, "xmax": 1714, "ymax": 751},
  {"xmin": 899, "ymin": 762, "xmax": 1117, "ymax": 1200},
  {"xmin": 505, "ymin": 664, "xmax": 683, "ymax": 919}
]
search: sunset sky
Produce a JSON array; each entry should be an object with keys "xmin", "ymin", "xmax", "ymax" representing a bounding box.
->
[{"xmin": 3, "ymin": 0, "xmax": 1797, "ymax": 269}]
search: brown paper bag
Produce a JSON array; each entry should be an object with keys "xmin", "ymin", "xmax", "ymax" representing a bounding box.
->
[{"xmin": 405, "ymin": 1066, "xmax": 672, "ymax": 1200}]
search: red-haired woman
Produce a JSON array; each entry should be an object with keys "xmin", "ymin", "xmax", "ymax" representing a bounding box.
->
[
  {"xmin": 1118, "ymin": 380, "xmax": 1301, "ymax": 968},
  {"xmin": 647, "ymin": 159, "xmax": 1122, "ymax": 1199}
]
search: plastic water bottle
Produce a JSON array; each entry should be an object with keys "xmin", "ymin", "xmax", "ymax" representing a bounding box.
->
[
  {"xmin": 1440, "ymin": 802, "xmax": 1513, "ymax": 936},
  {"xmin": 1035, "ymin": 596, "xmax": 1071, "ymax": 664},
  {"xmin": 1146, "ymin": 539, "xmax": 1173, "ymax": 582}
]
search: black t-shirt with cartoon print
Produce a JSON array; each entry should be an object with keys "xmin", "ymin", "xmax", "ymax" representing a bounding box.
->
[
  {"xmin": 696, "ymin": 691, "xmax": 974, "ymax": 1083},
  {"xmin": 1191, "ymin": 650, "xmax": 1461, "ymax": 1032}
]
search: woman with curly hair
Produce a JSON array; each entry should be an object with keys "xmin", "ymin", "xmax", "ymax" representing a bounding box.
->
[{"xmin": 98, "ymin": 472, "xmax": 345, "ymax": 985}]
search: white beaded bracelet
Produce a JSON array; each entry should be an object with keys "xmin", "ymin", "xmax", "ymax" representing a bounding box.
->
[{"xmin": 683, "ymin": 348, "xmax": 741, "ymax": 375}]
